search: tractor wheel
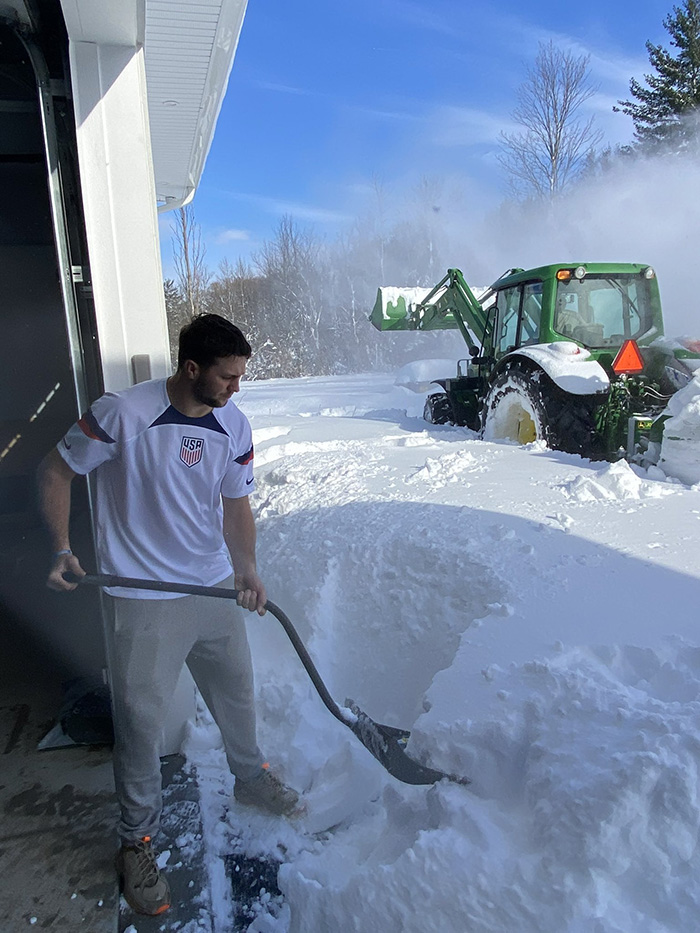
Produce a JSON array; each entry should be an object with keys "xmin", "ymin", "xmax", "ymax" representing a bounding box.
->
[
  {"xmin": 482, "ymin": 367, "xmax": 602, "ymax": 458},
  {"xmin": 424, "ymin": 393, "xmax": 453, "ymax": 425}
]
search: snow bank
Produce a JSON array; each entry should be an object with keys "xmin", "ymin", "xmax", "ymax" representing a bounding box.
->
[
  {"xmin": 659, "ymin": 375, "xmax": 700, "ymax": 485},
  {"xmin": 652, "ymin": 335, "xmax": 700, "ymax": 365},
  {"xmin": 392, "ymin": 639, "xmax": 700, "ymax": 933},
  {"xmin": 239, "ymin": 372, "xmax": 428, "ymax": 420},
  {"xmin": 394, "ymin": 358, "xmax": 458, "ymax": 392},
  {"xmin": 280, "ymin": 635, "xmax": 700, "ymax": 933}
]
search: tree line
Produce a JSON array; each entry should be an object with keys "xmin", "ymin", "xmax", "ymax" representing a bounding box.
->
[
  {"xmin": 165, "ymin": 1, "xmax": 700, "ymax": 380},
  {"xmin": 165, "ymin": 200, "xmax": 461, "ymax": 379}
]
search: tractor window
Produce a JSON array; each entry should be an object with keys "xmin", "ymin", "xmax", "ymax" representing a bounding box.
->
[
  {"xmin": 520, "ymin": 282, "xmax": 542, "ymax": 346},
  {"xmin": 494, "ymin": 282, "xmax": 542, "ymax": 356},
  {"xmin": 495, "ymin": 286, "xmax": 520, "ymax": 355},
  {"xmin": 554, "ymin": 275, "xmax": 655, "ymax": 347}
]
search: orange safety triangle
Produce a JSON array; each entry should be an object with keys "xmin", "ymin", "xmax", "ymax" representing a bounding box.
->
[{"xmin": 612, "ymin": 339, "xmax": 645, "ymax": 374}]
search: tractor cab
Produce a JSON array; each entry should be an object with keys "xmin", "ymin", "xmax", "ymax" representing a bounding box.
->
[
  {"xmin": 483, "ymin": 263, "xmax": 663, "ymax": 365},
  {"xmin": 551, "ymin": 267, "xmax": 659, "ymax": 350}
]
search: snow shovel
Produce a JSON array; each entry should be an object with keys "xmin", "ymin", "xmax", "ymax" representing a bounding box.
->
[{"xmin": 65, "ymin": 573, "xmax": 468, "ymax": 786}]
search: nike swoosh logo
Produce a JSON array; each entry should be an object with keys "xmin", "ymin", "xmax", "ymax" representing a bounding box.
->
[
  {"xmin": 245, "ymin": 477, "xmax": 253, "ymax": 485},
  {"xmin": 63, "ymin": 439, "xmax": 72, "ymax": 450}
]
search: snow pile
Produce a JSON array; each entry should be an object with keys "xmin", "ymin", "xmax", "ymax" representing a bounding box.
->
[
  {"xmin": 659, "ymin": 375, "xmax": 700, "ymax": 485},
  {"xmin": 376, "ymin": 285, "xmax": 440, "ymax": 321},
  {"xmin": 562, "ymin": 460, "xmax": 673, "ymax": 502},
  {"xmin": 281, "ymin": 639, "xmax": 700, "ymax": 933},
  {"xmin": 394, "ymin": 358, "xmax": 458, "ymax": 392},
  {"xmin": 651, "ymin": 335, "xmax": 700, "ymax": 364},
  {"xmin": 403, "ymin": 640, "xmax": 700, "ymax": 932},
  {"xmin": 408, "ymin": 450, "xmax": 479, "ymax": 487},
  {"xmin": 515, "ymin": 342, "xmax": 610, "ymax": 395}
]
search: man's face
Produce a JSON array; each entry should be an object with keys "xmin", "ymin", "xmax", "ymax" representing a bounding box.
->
[{"xmin": 191, "ymin": 355, "xmax": 247, "ymax": 408}]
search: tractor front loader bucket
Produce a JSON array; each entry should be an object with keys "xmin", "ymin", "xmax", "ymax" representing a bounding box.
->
[{"xmin": 370, "ymin": 285, "xmax": 457, "ymax": 332}]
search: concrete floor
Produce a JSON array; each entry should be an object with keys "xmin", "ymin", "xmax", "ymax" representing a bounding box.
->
[
  {"xmin": 0, "ymin": 519, "xmax": 215, "ymax": 932},
  {"xmin": 0, "ymin": 603, "xmax": 213, "ymax": 932},
  {"xmin": 0, "ymin": 614, "xmax": 119, "ymax": 931}
]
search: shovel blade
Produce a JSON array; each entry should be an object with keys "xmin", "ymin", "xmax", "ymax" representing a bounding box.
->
[{"xmin": 345, "ymin": 701, "xmax": 468, "ymax": 786}]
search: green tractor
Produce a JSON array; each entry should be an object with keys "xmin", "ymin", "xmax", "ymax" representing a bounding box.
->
[{"xmin": 370, "ymin": 263, "xmax": 700, "ymax": 461}]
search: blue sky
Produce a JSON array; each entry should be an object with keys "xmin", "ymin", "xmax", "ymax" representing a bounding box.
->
[{"xmin": 160, "ymin": 0, "xmax": 675, "ymax": 275}]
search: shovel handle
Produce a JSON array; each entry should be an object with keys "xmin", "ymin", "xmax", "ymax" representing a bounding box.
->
[{"xmin": 63, "ymin": 572, "xmax": 349, "ymax": 724}]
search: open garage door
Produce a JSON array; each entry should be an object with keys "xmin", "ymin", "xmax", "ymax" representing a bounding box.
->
[{"xmin": 0, "ymin": 7, "xmax": 106, "ymax": 723}]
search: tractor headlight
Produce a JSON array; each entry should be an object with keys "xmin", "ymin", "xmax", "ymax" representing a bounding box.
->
[
  {"xmin": 644, "ymin": 266, "xmax": 655, "ymax": 279},
  {"xmin": 574, "ymin": 266, "xmax": 587, "ymax": 280}
]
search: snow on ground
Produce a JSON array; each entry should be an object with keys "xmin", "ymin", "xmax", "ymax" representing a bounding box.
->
[
  {"xmin": 184, "ymin": 370, "xmax": 700, "ymax": 933},
  {"xmin": 660, "ymin": 374, "xmax": 700, "ymax": 486}
]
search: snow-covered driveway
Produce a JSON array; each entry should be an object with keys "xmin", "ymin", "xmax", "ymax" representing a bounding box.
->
[{"xmin": 189, "ymin": 372, "xmax": 700, "ymax": 933}]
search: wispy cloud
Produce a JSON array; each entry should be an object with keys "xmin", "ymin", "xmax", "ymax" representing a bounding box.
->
[
  {"xmin": 494, "ymin": 16, "xmax": 647, "ymax": 90},
  {"xmin": 268, "ymin": 200, "xmax": 349, "ymax": 224},
  {"xmin": 213, "ymin": 228, "xmax": 250, "ymax": 244},
  {"xmin": 586, "ymin": 91, "xmax": 625, "ymax": 114},
  {"xmin": 220, "ymin": 190, "xmax": 351, "ymax": 225},
  {"xmin": 427, "ymin": 105, "xmax": 518, "ymax": 147},
  {"xmin": 251, "ymin": 80, "xmax": 316, "ymax": 97},
  {"xmin": 349, "ymin": 104, "xmax": 423, "ymax": 123},
  {"xmin": 252, "ymin": 80, "xmax": 422, "ymax": 125},
  {"xmin": 377, "ymin": 0, "xmax": 457, "ymax": 38},
  {"xmin": 538, "ymin": 31, "xmax": 646, "ymax": 88}
]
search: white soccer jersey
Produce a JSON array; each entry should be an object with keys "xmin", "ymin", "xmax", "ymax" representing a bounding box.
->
[{"xmin": 59, "ymin": 378, "xmax": 255, "ymax": 598}]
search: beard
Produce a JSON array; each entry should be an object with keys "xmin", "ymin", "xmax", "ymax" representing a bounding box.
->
[{"xmin": 192, "ymin": 374, "xmax": 228, "ymax": 409}]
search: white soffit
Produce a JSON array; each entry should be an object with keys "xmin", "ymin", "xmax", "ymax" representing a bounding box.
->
[
  {"xmin": 144, "ymin": 0, "xmax": 248, "ymax": 211},
  {"xmin": 59, "ymin": 0, "xmax": 141, "ymax": 46}
]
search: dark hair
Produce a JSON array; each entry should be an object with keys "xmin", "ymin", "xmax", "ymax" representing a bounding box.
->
[{"xmin": 177, "ymin": 314, "xmax": 252, "ymax": 369}]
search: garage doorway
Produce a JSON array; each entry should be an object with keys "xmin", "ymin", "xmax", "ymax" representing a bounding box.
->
[{"xmin": 0, "ymin": 11, "xmax": 106, "ymax": 726}]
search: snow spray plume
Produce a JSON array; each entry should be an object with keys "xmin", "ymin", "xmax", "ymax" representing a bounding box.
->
[{"xmin": 435, "ymin": 122, "xmax": 700, "ymax": 337}]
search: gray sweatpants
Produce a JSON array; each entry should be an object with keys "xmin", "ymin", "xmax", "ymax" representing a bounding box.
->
[{"xmin": 104, "ymin": 577, "xmax": 264, "ymax": 843}]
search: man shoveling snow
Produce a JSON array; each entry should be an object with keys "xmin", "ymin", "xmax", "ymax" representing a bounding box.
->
[{"xmin": 38, "ymin": 314, "xmax": 300, "ymax": 917}]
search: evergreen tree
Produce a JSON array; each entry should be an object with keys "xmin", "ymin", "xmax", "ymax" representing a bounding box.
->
[{"xmin": 615, "ymin": 0, "xmax": 700, "ymax": 149}]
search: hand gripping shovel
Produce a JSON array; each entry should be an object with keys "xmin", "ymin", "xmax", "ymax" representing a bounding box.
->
[{"xmin": 66, "ymin": 573, "xmax": 468, "ymax": 786}]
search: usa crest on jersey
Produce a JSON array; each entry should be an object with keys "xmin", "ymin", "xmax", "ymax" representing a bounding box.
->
[{"xmin": 180, "ymin": 436, "xmax": 204, "ymax": 467}]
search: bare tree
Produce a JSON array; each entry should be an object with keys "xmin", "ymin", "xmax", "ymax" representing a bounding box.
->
[
  {"xmin": 253, "ymin": 216, "xmax": 324, "ymax": 376},
  {"xmin": 411, "ymin": 176, "xmax": 443, "ymax": 284},
  {"xmin": 171, "ymin": 205, "xmax": 211, "ymax": 317},
  {"xmin": 206, "ymin": 258, "xmax": 271, "ymax": 376},
  {"xmin": 370, "ymin": 175, "xmax": 389, "ymax": 283},
  {"xmin": 209, "ymin": 257, "xmax": 260, "ymax": 325},
  {"xmin": 163, "ymin": 277, "xmax": 186, "ymax": 366},
  {"xmin": 498, "ymin": 41, "xmax": 603, "ymax": 199}
]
